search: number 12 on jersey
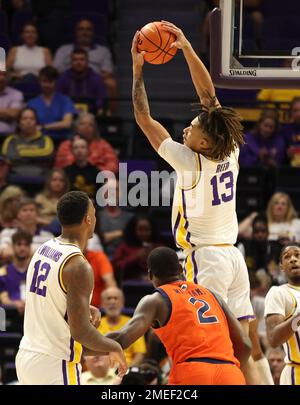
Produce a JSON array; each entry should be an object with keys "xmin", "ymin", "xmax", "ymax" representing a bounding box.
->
[
  {"xmin": 29, "ymin": 260, "xmax": 51, "ymax": 297},
  {"xmin": 210, "ymin": 171, "xmax": 234, "ymax": 206}
]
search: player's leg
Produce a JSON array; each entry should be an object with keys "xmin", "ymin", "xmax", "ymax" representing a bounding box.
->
[
  {"xmin": 249, "ymin": 318, "xmax": 274, "ymax": 384},
  {"xmin": 228, "ymin": 247, "xmax": 273, "ymax": 385}
]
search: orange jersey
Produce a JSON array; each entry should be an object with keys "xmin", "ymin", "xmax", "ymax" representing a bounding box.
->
[{"xmin": 153, "ymin": 281, "xmax": 239, "ymax": 366}]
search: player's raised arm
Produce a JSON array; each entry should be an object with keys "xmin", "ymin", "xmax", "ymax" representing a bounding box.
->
[
  {"xmin": 105, "ymin": 293, "xmax": 163, "ymax": 348},
  {"xmin": 161, "ymin": 21, "xmax": 221, "ymax": 109},
  {"xmin": 131, "ymin": 32, "xmax": 171, "ymax": 151},
  {"xmin": 63, "ymin": 255, "xmax": 127, "ymax": 377}
]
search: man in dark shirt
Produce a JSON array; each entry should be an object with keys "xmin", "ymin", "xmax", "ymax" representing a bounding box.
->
[
  {"xmin": 0, "ymin": 230, "xmax": 32, "ymax": 315},
  {"xmin": 64, "ymin": 136, "xmax": 99, "ymax": 199},
  {"xmin": 57, "ymin": 49, "xmax": 107, "ymax": 115}
]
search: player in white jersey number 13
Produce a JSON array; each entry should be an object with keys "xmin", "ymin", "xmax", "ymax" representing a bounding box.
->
[
  {"xmin": 131, "ymin": 21, "xmax": 274, "ymax": 384},
  {"xmin": 16, "ymin": 191, "xmax": 127, "ymax": 385}
]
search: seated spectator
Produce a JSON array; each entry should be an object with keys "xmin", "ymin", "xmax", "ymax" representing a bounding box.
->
[
  {"xmin": 0, "ymin": 185, "xmax": 25, "ymax": 229},
  {"xmin": 0, "ymin": 230, "xmax": 32, "ymax": 315},
  {"xmin": 239, "ymin": 192, "xmax": 300, "ymax": 244},
  {"xmin": 239, "ymin": 110, "xmax": 286, "ymax": 168},
  {"xmin": 27, "ymin": 66, "xmax": 77, "ymax": 141},
  {"xmin": 6, "ymin": 22, "xmax": 52, "ymax": 82},
  {"xmin": 35, "ymin": 169, "xmax": 69, "ymax": 227},
  {"xmin": 97, "ymin": 177, "xmax": 133, "ymax": 258},
  {"xmin": 266, "ymin": 192, "xmax": 300, "ymax": 244},
  {"xmin": 280, "ymin": 97, "xmax": 300, "ymax": 167},
  {"xmin": 1, "ymin": 107, "xmax": 54, "ymax": 179},
  {"xmin": 0, "ymin": 154, "xmax": 10, "ymax": 193},
  {"xmin": 57, "ymin": 49, "xmax": 107, "ymax": 115},
  {"xmin": 54, "ymin": 18, "xmax": 117, "ymax": 106},
  {"xmin": 0, "ymin": 71, "xmax": 23, "ymax": 136},
  {"xmin": 112, "ymin": 214, "xmax": 162, "ymax": 283},
  {"xmin": 237, "ymin": 214, "xmax": 281, "ymax": 276},
  {"xmin": 81, "ymin": 355, "xmax": 121, "ymax": 385},
  {"xmin": 55, "ymin": 112, "xmax": 119, "ymax": 173},
  {"xmin": 85, "ymin": 246, "xmax": 117, "ymax": 308},
  {"xmin": 98, "ymin": 287, "xmax": 146, "ymax": 366},
  {"xmin": 64, "ymin": 136, "xmax": 99, "ymax": 199},
  {"xmin": 0, "ymin": 198, "xmax": 54, "ymax": 260},
  {"xmin": 266, "ymin": 347, "xmax": 285, "ymax": 385}
]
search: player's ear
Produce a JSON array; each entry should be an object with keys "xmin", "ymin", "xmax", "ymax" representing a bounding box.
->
[{"xmin": 85, "ymin": 214, "xmax": 91, "ymax": 225}]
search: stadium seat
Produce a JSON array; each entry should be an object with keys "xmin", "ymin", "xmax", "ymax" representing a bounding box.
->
[
  {"xmin": 0, "ymin": 10, "xmax": 8, "ymax": 33},
  {"xmin": 11, "ymin": 10, "xmax": 34, "ymax": 44},
  {"xmin": 122, "ymin": 280, "xmax": 155, "ymax": 309},
  {"xmin": 0, "ymin": 32, "xmax": 11, "ymax": 52}
]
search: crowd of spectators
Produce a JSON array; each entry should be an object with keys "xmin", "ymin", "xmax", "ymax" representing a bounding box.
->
[{"xmin": 0, "ymin": 0, "xmax": 300, "ymax": 386}]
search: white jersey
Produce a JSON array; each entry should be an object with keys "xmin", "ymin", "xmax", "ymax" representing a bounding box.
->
[
  {"xmin": 19, "ymin": 238, "xmax": 84, "ymax": 363},
  {"xmin": 265, "ymin": 284, "xmax": 300, "ymax": 365},
  {"xmin": 158, "ymin": 138, "xmax": 239, "ymax": 252}
]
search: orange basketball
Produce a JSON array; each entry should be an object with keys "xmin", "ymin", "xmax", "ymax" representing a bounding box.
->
[{"xmin": 137, "ymin": 21, "xmax": 177, "ymax": 65}]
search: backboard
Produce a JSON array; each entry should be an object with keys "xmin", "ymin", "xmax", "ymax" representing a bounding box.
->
[{"xmin": 210, "ymin": 0, "xmax": 300, "ymax": 88}]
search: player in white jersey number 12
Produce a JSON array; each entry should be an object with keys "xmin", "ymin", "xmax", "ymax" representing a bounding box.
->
[
  {"xmin": 16, "ymin": 191, "xmax": 127, "ymax": 385},
  {"xmin": 131, "ymin": 21, "xmax": 273, "ymax": 384}
]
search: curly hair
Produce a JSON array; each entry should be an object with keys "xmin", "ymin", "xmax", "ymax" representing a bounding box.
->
[{"xmin": 195, "ymin": 96, "xmax": 245, "ymax": 161}]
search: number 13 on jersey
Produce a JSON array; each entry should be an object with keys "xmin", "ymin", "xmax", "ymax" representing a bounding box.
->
[{"xmin": 210, "ymin": 171, "xmax": 234, "ymax": 206}]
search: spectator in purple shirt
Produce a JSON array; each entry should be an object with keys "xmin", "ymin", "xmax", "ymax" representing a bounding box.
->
[
  {"xmin": 0, "ymin": 71, "xmax": 23, "ymax": 135},
  {"xmin": 0, "ymin": 230, "xmax": 32, "ymax": 315},
  {"xmin": 57, "ymin": 49, "xmax": 107, "ymax": 115},
  {"xmin": 279, "ymin": 97, "xmax": 300, "ymax": 167},
  {"xmin": 239, "ymin": 110, "xmax": 286, "ymax": 168}
]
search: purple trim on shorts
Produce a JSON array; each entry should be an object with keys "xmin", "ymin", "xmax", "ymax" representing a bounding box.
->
[
  {"xmin": 292, "ymin": 366, "xmax": 295, "ymax": 385},
  {"xmin": 191, "ymin": 251, "xmax": 198, "ymax": 284},
  {"xmin": 76, "ymin": 363, "xmax": 81, "ymax": 385},
  {"xmin": 69, "ymin": 337, "xmax": 74, "ymax": 362},
  {"xmin": 62, "ymin": 360, "xmax": 68, "ymax": 385},
  {"xmin": 237, "ymin": 315, "xmax": 256, "ymax": 321}
]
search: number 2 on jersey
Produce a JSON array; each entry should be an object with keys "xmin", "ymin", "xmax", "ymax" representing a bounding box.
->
[
  {"xmin": 29, "ymin": 260, "xmax": 51, "ymax": 297},
  {"xmin": 210, "ymin": 171, "xmax": 234, "ymax": 206},
  {"xmin": 189, "ymin": 297, "xmax": 219, "ymax": 324}
]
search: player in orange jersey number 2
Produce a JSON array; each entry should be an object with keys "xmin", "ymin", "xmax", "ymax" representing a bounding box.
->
[{"xmin": 106, "ymin": 247, "xmax": 251, "ymax": 385}]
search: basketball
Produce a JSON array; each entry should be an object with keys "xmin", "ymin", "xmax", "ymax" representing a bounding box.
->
[{"xmin": 137, "ymin": 21, "xmax": 177, "ymax": 64}]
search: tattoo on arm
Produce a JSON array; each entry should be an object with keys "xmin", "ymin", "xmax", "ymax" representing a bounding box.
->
[{"xmin": 132, "ymin": 73, "xmax": 150, "ymax": 116}]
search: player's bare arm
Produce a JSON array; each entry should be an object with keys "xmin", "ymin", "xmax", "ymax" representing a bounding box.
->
[
  {"xmin": 214, "ymin": 292, "xmax": 252, "ymax": 365},
  {"xmin": 63, "ymin": 255, "xmax": 127, "ymax": 376},
  {"xmin": 132, "ymin": 32, "xmax": 171, "ymax": 151},
  {"xmin": 266, "ymin": 313, "xmax": 300, "ymax": 348},
  {"xmin": 161, "ymin": 21, "xmax": 221, "ymax": 109},
  {"xmin": 106, "ymin": 292, "xmax": 167, "ymax": 348}
]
